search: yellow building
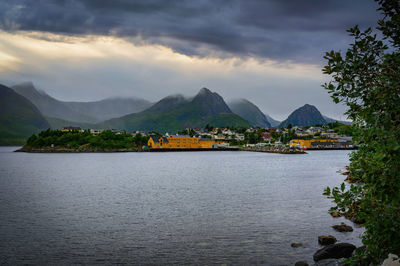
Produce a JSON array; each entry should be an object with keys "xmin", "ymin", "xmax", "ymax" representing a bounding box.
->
[
  {"xmin": 289, "ymin": 138, "xmax": 338, "ymax": 148},
  {"xmin": 61, "ymin": 126, "xmax": 82, "ymax": 132},
  {"xmin": 148, "ymin": 135, "xmax": 226, "ymax": 149}
]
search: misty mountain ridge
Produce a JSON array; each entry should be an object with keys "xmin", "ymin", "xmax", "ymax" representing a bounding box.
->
[
  {"xmin": 4, "ymin": 81, "xmax": 353, "ymax": 142},
  {"xmin": 12, "ymin": 82, "xmax": 152, "ymax": 123},
  {"xmin": 97, "ymin": 87, "xmax": 250, "ymax": 132},
  {"xmin": 228, "ymin": 99, "xmax": 272, "ymax": 128},
  {"xmin": 146, "ymin": 94, "xmax": 187, "ymax": 113},
  {"xmin": 192, "ymin": 88, "xmax": 233, "ymax": 116},
  {"xmin": 322, "ymin": 115, "xmax": 352, "ymax": 125},
  {"xmin": 0, "ymin": 84, "xmax": 50, "ymax": 145}
]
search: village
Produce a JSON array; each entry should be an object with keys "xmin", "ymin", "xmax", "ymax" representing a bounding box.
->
[{"xmin": 60, "ymin": 123, "xmax": 355, "ymax": 151}]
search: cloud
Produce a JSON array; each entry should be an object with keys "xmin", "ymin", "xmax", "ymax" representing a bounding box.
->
[
  {"xmin": 0, "ymin": 0, "xmax": 380, "ymax": 63},
  {"xmin": 0, "ymin": 30, "xmax": 349, "ymax": 120},
  {"xmin": 0, "ymin": 1, "xmax": 378, "ymax": 121}
]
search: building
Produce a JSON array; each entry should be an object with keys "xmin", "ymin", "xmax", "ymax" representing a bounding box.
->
[
  {"xmin": 262, "ymin": 132, "xmax": 271, "ymax": 141},
  {"xmin": 148, "ymin": 135, "xmax": 226, "ymax": 149},
  {"xmin": 61, "ymin": 126, "xmax": 82, "ymax": 132},
  {"xmin": 90, "ymin": 129, "xmax": 105, "ymax": 135},
  {"xmin": 235, "ymin": 134, "xmax": 245, "ymax": 141},
  {"xmin": 289, "ymin": 138, "xmax": 338, "ymax": 148},
  {"xmin": 306, "ymin": 127, "xmax": 325, "ymax": 135},
  {"xmin": 111, "ymin": 129, "xmax": 126, "ymax": 135},
  {"xmin": 213, "ymin": 134, "xmax": 226, "ymax": 140},
  {"xmin": 321, "ymin": 131, "xmax": 340, "ymax": 139}
]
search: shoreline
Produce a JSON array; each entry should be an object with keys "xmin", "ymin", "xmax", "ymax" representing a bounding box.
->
[
  {"xmin": 15, "ymin": 146, "xmax": 302, "ymax": 154},
  {"xmin": 15, "ymin": 147, "xmax": 240, "ymax": 153},
  {"xmin": 14, "ymin": 146, "xmax": 354, "ymax": 154}
]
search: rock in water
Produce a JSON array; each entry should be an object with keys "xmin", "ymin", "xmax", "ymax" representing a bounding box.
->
[
  {"xmin": 291, "ymin": 242, "xmax": 303, "ymax": 248},
  {"xmin": 318, "ymin": 235, "xmax": 337, "ymax": 245},
  {"xmin": 313, "ymin": 258, "xmax": 346, "ymax": 266},
  {"xmin": 313, "ymin": 243, "xmax": 356, "ymax": 262},
  {"xmin": 381, "ymin": 254, "xmax": 400, "ymax": 266},
  {"xmin": 330, "ymin": 211, "xmax": 342, "ymax": 218},
  {"xmin": 332, "ymin": 222, "xmax": 353, "ymax": 232},
  {"xmin": 295, "ymin": 261, "xmax": 309, "ymax": 266}
]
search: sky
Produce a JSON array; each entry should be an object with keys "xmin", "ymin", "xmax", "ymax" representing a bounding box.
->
[{"xmin": 0, "ymin": 0, "xmax": 381, "ymax": 121}]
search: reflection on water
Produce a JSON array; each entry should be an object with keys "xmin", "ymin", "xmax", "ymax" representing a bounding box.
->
[{"xmin": 0, "ymin": 147, "xmax": 363, "ymax": 265}]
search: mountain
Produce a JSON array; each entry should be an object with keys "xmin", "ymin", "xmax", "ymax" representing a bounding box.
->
[
  {"xmin": 191, "ymin": 88, "xmax": 232, "ymax": 116},
  {"xmin": 0, "ymin": 84, "xmax": 50, "ymax": 145},
  {"xmin": 45, "ymin": 117, "xmax": 95, "ymax": 130},
  {"xmin": 12, "ymin": 82, "xmax": 152, "ymax": 123},
  {"xmin": 265, "ymin": 114, "xmax": 281, "ymax": 127},
  {"xmin": 12, "ymin": 82, "xmax": 96, "ymax": 123},
  {"xmin": 97, "ymin": 88, "xmax": 250, "ymax": 133},
  {"xmin": 279, "ymin": 104, "xmax": 327, "ymax": 128},
  {"xmin": 228, "ymin": 99, "xmax": 271, "ymax": 127},
  {"xmin": 65, "ymin": 98, "xmax": 152, "ymax": 121},
  {"xmin": 146, "ymin": 94, "xmax": 186, "ymax": 113},
  {"xmin": 322, "ymin": 115, "xmax": 352, "ymax": 125}
]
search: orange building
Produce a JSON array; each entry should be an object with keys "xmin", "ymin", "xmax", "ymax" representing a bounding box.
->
[
  {"xmin": 148, "ymin": 135, "xmax": 226, "ymax": 149},
  {"xmin": 289, "ymin": 138, "xmax": 338, "ymax": 148}
]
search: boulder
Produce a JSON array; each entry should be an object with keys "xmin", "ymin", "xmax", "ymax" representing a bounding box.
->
[
  {"xmin": 330, "ymin": 211, "xmax": 343, "ymax": 218},
  {"xmin": 313, "ymin": 243, "xmax": 356, "ymax": 262},
  {"xmin": 291, "ymin": 242, "xmax": 303, "ymax": 248},
  {"xmin": 332, "ymin": 222, "xmax": 353, "ymax": 232},
  {"xmin": 318, "ymin": 235, "xmax": 337, "ymax": 245},
  {"xmin": 313, "ymin": 258, "xmax": 346, "ymax": 266},
  {"xmin": 295, "ymin": 261, "xmax": 309, "ymax": 266},
  {"xmin": 381, "ymin": 254, "xmax": 400, "ymax": 266}
]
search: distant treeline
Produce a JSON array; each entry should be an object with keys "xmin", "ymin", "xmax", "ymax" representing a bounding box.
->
[{"xmin": 26, "ymin": 129, "xmax": 149, "ymax": 149}]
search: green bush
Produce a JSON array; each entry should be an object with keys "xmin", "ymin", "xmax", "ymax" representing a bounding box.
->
[
  {"xmin": 25, "ymin": 129, "xmax": 149, "ymax": 150},
  {"xmin": 322, "ymin": 0, "xmax": 400, "ymax": 264}
]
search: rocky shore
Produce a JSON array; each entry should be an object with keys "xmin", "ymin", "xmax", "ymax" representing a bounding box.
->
[
  {"xmin": 16, "ymin": 145, "xmax": 304, "ymax": 154},
  {"xmin": 15, "ymin": 146, "xmax": 143, "ymax": 153},
  {"xmin": 240, "ymin": 146, "xmax": 306, "ymax": 154},
  {"xmin": 15, "ymin": 146, "xmax": 240, "ymax": 153},
  {"xmin": 293, "ymin": 166, "xmax": 399, "ymax": 266}
]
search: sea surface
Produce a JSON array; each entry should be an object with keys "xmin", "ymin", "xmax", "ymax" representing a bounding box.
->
[{"xmin": 0, "ymin": 147, "xmax": 364, "ymax": 265}]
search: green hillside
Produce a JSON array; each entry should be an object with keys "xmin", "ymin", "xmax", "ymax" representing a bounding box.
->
[
  {"xmin": 279, "ymin": 104, "xmax": 327, "ymax": 128},
  {"xmin": 98, "ymin": 88, "xmax": 250, "ymax": 133},
  {"xmin": 228, "ymin": 99, "xmax": 272, "ymax": 127},
  {"xmin": 0, "ymin": 84, "xmax": 50, "ymax": 145}
]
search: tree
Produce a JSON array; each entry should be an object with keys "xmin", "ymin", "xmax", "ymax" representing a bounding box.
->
[{"xmin": 322, "ymin": 0, "xmax": 400, "ymax": 264}]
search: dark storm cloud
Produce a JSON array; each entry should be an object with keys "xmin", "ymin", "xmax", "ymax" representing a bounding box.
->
[{"xmin": 0, "ymin": 0, "xmax": 380, "ymax": 62}]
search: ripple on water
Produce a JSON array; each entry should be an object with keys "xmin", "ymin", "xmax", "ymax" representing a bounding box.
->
[{"xmin": 0, "ymin": 148, "xmax": 363, "ymax": 265}]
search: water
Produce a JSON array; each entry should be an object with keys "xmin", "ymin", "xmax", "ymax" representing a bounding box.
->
[{"xmin": 0, "ymin": 147, "xmax": 363, "ymax": 265}]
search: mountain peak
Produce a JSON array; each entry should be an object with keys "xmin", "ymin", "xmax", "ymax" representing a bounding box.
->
[
  {"xmin": 191, "ymin": 87, "xmax": 232, "ymax": 116},
  {"xmin": 147, "ymin": 94, "xmax": 186, "ymax": 113},
  {"xmin": 279, "ymin": 104, "xmax": 326, "ymax": 127},
  {"xmin": 301, "ymin": 104, "xmax": 316, "ymax": 109},
  {"xmin": 13, "ymin": 82, "xmax": 49, "ymax": 97},
  {"xmin": 198, "ymin": 87, "xmax": 212, "ymax": 95},
  {"xmin": 228, "ymin": 98, "xmax": 272, "ymax": 127}
]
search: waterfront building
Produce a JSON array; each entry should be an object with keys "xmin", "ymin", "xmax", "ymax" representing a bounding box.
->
[
  {"xmin": 61, "ymin": 127, "xmax": 82, "ymax": 132},
  {"xmin": 90, "ymin": 129, "xmax": 105, "ymax": 135},
  {"xmin": 148, "ymin": 135, "xmax": 226, "ymax": 149},
  {"xmin": 306, "ymin": 127, "xmax": 325, "ymax": 135},
  {"xmin": 235, "ymin": 134, "xmax": 245, "ymax": 141},
  {"xmin": 289, "ymin": 138, "xmax": 338, "ymax": 148}
]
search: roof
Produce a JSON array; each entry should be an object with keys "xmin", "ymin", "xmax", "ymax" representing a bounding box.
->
[
  {"xmin": 150, "ymin": 135, "xmax": 169, "ymax": 143},
  {"xmin": 169, "ymin": 135, "xmax": 192, "ymax": 138},
  {"xmin": 149, "ymin": 135, "xmax": 159, "ymax": 143}
]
